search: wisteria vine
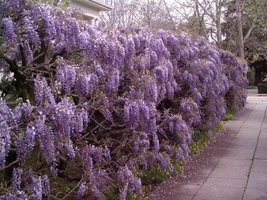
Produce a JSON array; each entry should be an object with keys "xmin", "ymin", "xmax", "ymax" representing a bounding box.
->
[{"xmin": 0, "ymin": 0, "xmax": 248, "ymax": 199}]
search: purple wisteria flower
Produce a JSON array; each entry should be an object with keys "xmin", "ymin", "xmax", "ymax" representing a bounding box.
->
[
  {"xmin": 78, "ymin": 182, "xmax": 87, "ymax": 196},
  {"xmin": 12, "ymin": 168, "xmax": 23, "ymax": 191},
  {"xmin": 2, "ymin": 17, "xmax": 16, "ymax": 43},
  {"xmin": 15, "ymin": 122, "xmax": 36, "ymax": 161}
]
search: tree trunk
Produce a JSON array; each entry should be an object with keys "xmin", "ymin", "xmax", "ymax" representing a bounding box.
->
[
  {"xmin": 163, "ymin": 0, "xmax": 176, "ymax": 31},
  {"xmin": 236, "ymin": 0, "xmax": 244, "ymax": 59},
  {"xmin": 216, "ymin": 0, "xmax": 222, "ymax": 47},
  {"xmin": 194, "ymin": 0, "xmax": 203, "ymax": 36}
]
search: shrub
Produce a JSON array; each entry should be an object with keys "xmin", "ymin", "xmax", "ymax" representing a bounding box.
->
[
  {"xmin": 0, "ymin": 1, "xmax": 248, "ymax": 199},
  {"xmin": 258, "ymin": 83, "xmax": 267, "ymax": 94}
]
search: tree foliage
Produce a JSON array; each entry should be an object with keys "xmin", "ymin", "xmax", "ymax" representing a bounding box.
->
[{"xmin": 222, "ymin": 0, "xmax": 267, "ymax": 63}]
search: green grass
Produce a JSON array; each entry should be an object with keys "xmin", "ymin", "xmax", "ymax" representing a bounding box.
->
[
  {"xmin": 190, "ymin": 122, "xmax": 224, "ymax": 155},
  {"xmin": 214, "ymin": 121, "xmax": 225, "ymax": 134},
  {"xmin": 190, "ymin": 131, "xmax": 209, "ymax": 155},
  {"xmin": 141, "ymin": 163, "xmax": 171, "ymax": 185},
  {"xmin": 224, "ymin": 107, "xmax": 236, "ymax": 121},
  {"xmin": 247, "ymin": 85, "xmax": 257, "ymax": 89}
]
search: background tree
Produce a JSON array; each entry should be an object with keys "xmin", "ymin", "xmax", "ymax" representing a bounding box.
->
[
  {"xmin": 172, "ymin": 0, "xmax": 225, "ymax": 46},
  {"xmin": 101, "ymin": 0, "xmax": 141, "ymax": 28},
  {"xmin": 101, "ymin": 0, "xmax": 180, "ymax": 30},
  {"xmin": 222, "ymin": 0, "xmax": 267, "ymax": 61}
]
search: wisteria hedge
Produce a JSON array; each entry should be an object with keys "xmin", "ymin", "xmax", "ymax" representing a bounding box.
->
[{"xmin": 0, "ymin": 1, "xmax": 248, "ymax": 199}]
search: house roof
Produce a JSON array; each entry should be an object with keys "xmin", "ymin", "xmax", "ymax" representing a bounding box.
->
[{"xmin": 72, "ymin": 0, "xmax": 112, "ymax": 11}]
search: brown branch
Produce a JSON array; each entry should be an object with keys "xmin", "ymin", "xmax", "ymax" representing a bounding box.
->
[
  {"xmin": 61, "ymin": 177, "xmax": 84, "ymax": 200},
  {"xmin": 244, "ymin": 23, "xmax": 256, "ymax": 42},
  {"xmin": 1, "ymin": 160, "xmax": 20, "ymax": 170},
  {"xmin": 90, "ymin": 117, "xmax": 111, "ymax": 131},
  {"xmin": 163, "ymin": 0, "xmax": 176, "ymax": 31},
  {"xmin": 76, "ymin": 119, "xmax": 107, "ymax": 142}
]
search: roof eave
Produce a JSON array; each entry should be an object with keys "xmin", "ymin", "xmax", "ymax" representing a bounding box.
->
[
  {"xmin": 89, "ymin": 0, "xmax": 112, "ymax": 11},
  {"xmin": 72, "ymin": 0, "xmax": 112, "ymax": 11}
]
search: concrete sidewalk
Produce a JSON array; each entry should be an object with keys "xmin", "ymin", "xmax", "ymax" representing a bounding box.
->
[{"xmin": 149, "ymin": 89, "xmax": 267, "ymax": 200}]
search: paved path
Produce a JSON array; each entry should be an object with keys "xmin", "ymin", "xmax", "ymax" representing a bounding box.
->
[{"xmin": 149, "ymin": 89, "xmax": 267, "ymax": 200}]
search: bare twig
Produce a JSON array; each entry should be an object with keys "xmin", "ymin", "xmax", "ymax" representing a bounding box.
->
[
  {"xmin": 244, "ymin": 23, "xmax": 256, "ymax": 41},
  {"xmin": 61, "ymin": 177, "xmax": 84, "ymax": 200},
  {"xmin": 1, "ymin": 160, "xmax": 20, "ymax": 170}
]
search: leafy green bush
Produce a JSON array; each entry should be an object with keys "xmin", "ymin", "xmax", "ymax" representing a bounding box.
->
[
  {"xmin": 224, "ymin": 107, "xmax": 236, "ymax": 121},
  {"xmin": 258, "ymin": 83, "xmax": 267, "ymax": 94}
]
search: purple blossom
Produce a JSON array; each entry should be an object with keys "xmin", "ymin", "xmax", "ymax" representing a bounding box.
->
[
  {"xmin": 52, "ymin": 98, "xmax": 75, "ymax": 139},
  {"xmin": 158, "ymin": 153, "xmax": 171, "ymax": 170},
  {"xmin": 2, "ymin": 17, "xmax": 16, "ymax": 43},
  {"xmin": 12, "ymin": 168, "xmax": 23, "ymax": 191},
  {"xmin": 102, "ymin": 108, "xmax": 113, "ymax": 122},
  {"xmin": 75, "ymin": 109, "xmax": 89, "ymax": 133},
  {"xmin": 132, "ymin": 141, "xmax": 139, "ymax": 154},
  {"xmin": 127, "ymin": 37, "xmax": 135, "ymax": 57},
  {"xmin": 166, "ymin": 82, "xmax": 174, "ymax": 99},
  {"xmin": 150, "ymin": 51, "xmax": 158, "ymax": 66},
  {"xmin": 94, "ymin": 64, "xmax": 104, "ymax": 77},
  {"xmin": 123, "ymin": 103, "xmax": 130, "ymax": 123},
  {"xmin": 105, "ymin": 69, "xmax": 119, "ymax": 93},
  {"xmin": 0, "ymin": 120, "xmax": 10, "ymax": 169},
  {"xmin": 76, "ymin": 74, "xmax": 89, "ymax": 97},
  {"xmin": 34, "ymin": 76, "xmax": 55, "ymax": 106},
  {"xmin": 41, "ymin": 175, "xmax": 50, "ymax": 196},
  {"xmin": 119, "ymin": 182, "xmax": 129, "ymax": 200},
  {"xmin": 0, "ymin": 100, "xmax": 11, "ymax": 169},
  {"xmin": 56, "ymin": 60, "xmax": 76, "ymax": 93},
  {"xmin": 34, "ymin": 114, "xmax": 56, "ymax": 163},
  {"xmin": 151, "ymin": 38, "xmax": 170, "ymax": 58},
  {"xmin": 64, "ymin": 139, "xmax": 76, "ymax": 158},
  {"xmin": 90, "ymin": 171, "xmax": 106, "ymax": 199},
  {"xmin": 144, "ymin": 81, "xmax": 158, "ymax": 103},
  {"xmin": 130, "ymin": 177, "xmax": 142, "ymax": 195},
  {"xmin": 155, "ymin": 66, "xmax": 166, "ymax": 84},
  {"xmin": 78, "ymin": 182, "xmax": 87, "ymax": 196},
  {"xmin": 139, "ymin": 103, "xmax": 150, "ymax": 120},
  {"xmin": 181, "ymin": 143, "xmax": 190, "ymax": 156},
  {"xmin": 38, "ymin": 123, "xmax": 55, "ymax": 163},
  {"xmin": 43, "ymin": 10, "xmax": 56, "ymax": 43},
  {"xmin": 0, "ymin": 191, "xmax": 27, "ymax": 199},
  {"xmin": 22, "ymin": 41, "xmax": 33, "ymax": 65},
  {"xmin": 175, "ymin": 147, "xmax": 185, "ymax": 162},
  {"xmin": 103, "ymin": 146, "xmax": 111, "ymax": 162},
  {"xmin": 21, "ymin": 100, "xmax": 33, "ymax": 119},
  {"xmin": 164, "ymin": 145, "xmax": 172, "ymax": 155},
  {"xmin": 90, "ymin": 73, "xmax": 99, "ymax": 89},
  {"xmin": 25, "ymin": 22, "xmax": 40, "ymax": 48},
  {"xmin": 117, "ymin": 166, "xmax": 133, "ymax": 184},
  {"xmin": 15, "ymin": 122, "xmax": 36, "ymax": 161},
  {"xmin": 168, "ymin": 120, "xmax": 174, "ymax": 134},
  {"xmin": 166, "ymin": 61, "xmax": 174, "ymax": 81},
  {"xmin": 152, "ymin": 133, "xmax": 160, "ymax": 151},
  {"xmin": 30, "ymin": 176, "xmax": 42, "ymax": 200},
  {"xmin": 133, "ymin": 36, "xmax": 140, "ymax": 50},
  {"xmin": 124, "ymin": 102, "xmax": 140, "ymax": 128},
  {"xmin": 81, "ymin": 146, "xmax": 93, "ymax": 171}
]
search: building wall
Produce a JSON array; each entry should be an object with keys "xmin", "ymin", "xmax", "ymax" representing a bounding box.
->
[
  {"xmin": 71, "ymin": 0, "xmax": 111, "ymax": 23},
  {"xmin": 71, "ymin": 1, "xmax": 100, "ymax": 17}
]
